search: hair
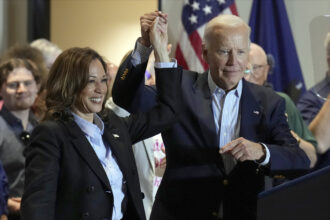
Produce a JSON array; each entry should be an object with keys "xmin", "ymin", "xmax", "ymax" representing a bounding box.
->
[
  {"xmin": 203, "ymin": 14, "xmax": 251, "ymax": 49},
  {"xmin": 0, "ymin": 58, "xmax": 41, "ymax": 88},
  {"xmin": 325, "ymin": 32, "xmax": 330, "ymax": 56},
  {"xmin": 30, "ymin": 38, "xmax": 62, "ymax": 69},
  {"xmin": 44, "ymin": 47, "xmax": 109, "ymax": 120},
  {"xmin": 1, "ymin": 44, "xmax": 48, "ymax": 92}
]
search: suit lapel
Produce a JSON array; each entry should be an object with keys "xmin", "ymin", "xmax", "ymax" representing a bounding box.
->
[
  {"xmin": 65, "ymin": 120, "xmax": 111, "ymax": 189},
  {"xmin": 239, "ymin": 80, "xmax": 263, "ymax": 140},
  {"xmin": 192, "ymin": 72, "xmax": 219, "ymax": 148},
  {"xmin": 102, "ymin": 123, "xmax": 132, "ymax": 182}
]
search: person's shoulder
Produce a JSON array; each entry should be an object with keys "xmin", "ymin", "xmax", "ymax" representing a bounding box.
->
[
  {"xmin": 33, "ymin": 119, "xmax": 69, "ymax": 137},
  {"xmin": 311, "ymin": 77, "xmax": 329, "ymax": 91},
  {"xmin": 100, "ymin": 108, "xmax": 123, "ymax": 125},
  {"xmin": 245, "ymin": 80, "xmax": 280, "ymax": 99},
  {"xmin": 276, "ymin": 91, "xmax": 293, "ymax": 104}
]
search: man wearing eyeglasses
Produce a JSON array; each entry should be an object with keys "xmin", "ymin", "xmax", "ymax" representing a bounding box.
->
[
  {"xmin": 0, "ymin": 58, "xmax": 40, "ymax": 220},
  {"xmin": 245, "ymin": 43, "xmax": 317, "ymax": 170},
  {"xmin": 297, "ymin": 32, "xmax": 330, "ymax": 169}
]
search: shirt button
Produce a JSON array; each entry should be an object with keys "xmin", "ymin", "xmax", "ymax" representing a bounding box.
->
[{"xmin": 223, "ymin": 179, "xmax": 229, "ymax": 186}]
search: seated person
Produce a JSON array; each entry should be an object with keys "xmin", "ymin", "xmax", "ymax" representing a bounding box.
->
[
  {"xmin": 297, "ymin": 32, "xmax": 330, "ymax": 169},
  {"xmin": 245, "ymin": 43, "xmax": 317, "ymax": 168}
]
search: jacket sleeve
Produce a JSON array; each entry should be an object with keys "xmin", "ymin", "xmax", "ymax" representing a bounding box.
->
[
  {"xmin": 265, "ymin": 97, "xmax": 311, "ymax": 173},
  {"xmin": 123, "ymin": 67, "xmax": 182, "ymax": 144},
  {"xmin": 21, "ymin": 122, "xmax": 62, "ymax": 220},
  {"xmin": 112, "ymin": 54, "xmax": 158, "ymax": 113}
]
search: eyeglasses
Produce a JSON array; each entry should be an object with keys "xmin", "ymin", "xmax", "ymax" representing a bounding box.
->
[
  {"xmin": 20, "ymin": 131, "xmax": 31, "ymax": 146},
  {"xmin": 252, "ymin": 64, "xmax": 268, "ymax": 71},
  {"xmin": 6, "ymin": 80, "xmax": 36, "ymax": 90}
]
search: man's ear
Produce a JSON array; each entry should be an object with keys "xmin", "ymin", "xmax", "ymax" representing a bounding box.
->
[{"xmin": 202, "ymin": 44, "xmax": 208, "ymax": 61}]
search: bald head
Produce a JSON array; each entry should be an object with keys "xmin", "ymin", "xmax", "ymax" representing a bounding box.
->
[
  {"xmin": 245, "ymin": 43, "xmax": 269, "ymax": 86},
  {"xmin": 203, "ymin": 14, "xmax": 251, "ymax": 49}
]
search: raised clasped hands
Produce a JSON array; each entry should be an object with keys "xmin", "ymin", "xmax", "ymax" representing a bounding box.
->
[
  {"xmin": 149, "ymin": 12, "xmax": 169, "ymax": 62},
  {"xmin": 140, "ymin": 11, "xmax": 168, "ymax": 47},
  {"xmin": 219, "ymin": 137, "xmax": 265, "ymax": 162}
]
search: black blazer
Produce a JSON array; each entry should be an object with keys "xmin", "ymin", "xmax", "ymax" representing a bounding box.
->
[
  {"xmin": 112, "ymin": 56, "xmax": 310, "ymax": 220},
  {"xmin": 21, "ymin": 68, "xmax": 181, "ymax": 220}
]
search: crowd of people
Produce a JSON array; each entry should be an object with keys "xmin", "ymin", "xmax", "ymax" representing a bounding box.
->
[{"xmin": 0, "ymin": 10, "xmax": 328, "ymax": 220}]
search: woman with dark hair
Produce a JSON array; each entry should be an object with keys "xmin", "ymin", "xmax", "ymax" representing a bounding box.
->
[{"xmin": 21, "ymin": 33, "xmax": 178, "ymax": 220}]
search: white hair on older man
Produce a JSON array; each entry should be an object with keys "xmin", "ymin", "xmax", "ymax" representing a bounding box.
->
[{"xmin": 30, "ymin": 38, "xmax": 62, "ymax": 69}]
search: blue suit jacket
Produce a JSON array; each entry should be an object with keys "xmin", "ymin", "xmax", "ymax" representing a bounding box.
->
[{"xmin": 112, "ymin": 57, "xmax": 310, "ymax": 220}]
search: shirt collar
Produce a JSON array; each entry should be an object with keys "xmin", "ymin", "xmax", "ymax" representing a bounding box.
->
[
  {"xmin": 72, "ymin": 112, "xmax": 104, "ymax": 137},
  {"xmin": 0, "ymin": 106, "xmax": 37, "ymax": 131},
  {"xmin": 207, "ymin": 71, "xmax": 243, "ymax": 98}
]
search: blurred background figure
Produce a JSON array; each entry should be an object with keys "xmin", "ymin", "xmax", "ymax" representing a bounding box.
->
[
  {"xmin": 0, "ymin": 58, "xmax": 40, "ymax": 220},
  {"xmin": 0, "ymin": 161, "xmax": 9, "ymax": 220},
  {"xmin": 30, "ymin": 39, "xmax": 62, "ymax": 120},
  {"xmin": 245, "ymin": 43, "xmax": 317, "ymax": 169},
  {"xmin": 145, "ymin": 44, "xmax": 171, "ymax": 86},
  {"xmin": 106, "ymin": 48, "xmax": 167, "ymax": 220},
  {"xmin": 1, "ymin": 45, "xmax": 48, "ymax": 120},
  {"xmin": 30, "ymin": 39, "xmax": 62, "ymax": 71},
  {"xmin": 297, "ymin": 32, "xmax": 330, "ymax": 169}
]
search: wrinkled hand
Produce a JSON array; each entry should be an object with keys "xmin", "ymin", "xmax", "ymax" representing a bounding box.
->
[
  {"xmin": 8, "ymin": 197, "xmax": 21, "ymax": 213},
  {"xmin": 140, "ymin": 11, "xmax": 167, "ymax": 47},
  {"xmin": 219, "ymin": 137, "xmax": 265, "ymax": 162},
  {"xmin": 149, "ymin": 14, "xmax": 169, "ymax": 62}
]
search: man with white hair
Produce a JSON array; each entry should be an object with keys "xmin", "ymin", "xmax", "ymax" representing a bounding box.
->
[
  {"xmin": 297, "ymin": 32, "xmax": 330, "ymax": 169},
  {"xmin": 245, "ymin": 43, "xmax": 317, "ymax": 168},
  {"xmin": 113, "ymin": 12, "xmax": 310, "ymax": 220}
]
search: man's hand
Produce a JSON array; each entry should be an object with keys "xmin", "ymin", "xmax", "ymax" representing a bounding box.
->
[
  {"xmin": 219, "ymin": 137, "xmax": 265, "ymax": 162},
  {"xmin": 140, "ymin": 11, "xmax": 167, "ymax": 47},
  {"xmin": 8, "ymin": 197, "xmax": 21, "ymax": 213},
  {"xmin": 149, "ymin": 15, "xmax": 169, "ymax": 62}
]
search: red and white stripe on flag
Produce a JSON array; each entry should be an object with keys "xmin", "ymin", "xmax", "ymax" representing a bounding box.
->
[{"xmin": 162, "ymin": 0, "xmax": 238, "ymax": 73}]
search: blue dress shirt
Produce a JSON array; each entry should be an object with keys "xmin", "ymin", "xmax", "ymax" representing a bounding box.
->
[{"xmin": 72, "ymin": 113, "xmax": 124, "ymax": 220}]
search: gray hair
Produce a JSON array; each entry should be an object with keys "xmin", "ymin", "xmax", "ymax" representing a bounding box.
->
[
  {"xmin": 203, "ymin": 14, "xmax": 251, "ymax": 48},
  {"xmin": 30, "ymin": 38, "xmax": 62, "ymax": 69}
]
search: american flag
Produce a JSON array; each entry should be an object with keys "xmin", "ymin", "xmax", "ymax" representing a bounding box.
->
[{"xmin": 173, "ymin": 0, "xmax": 238, "ymax": 72}]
